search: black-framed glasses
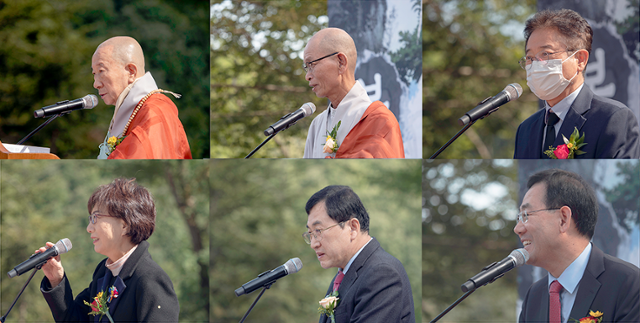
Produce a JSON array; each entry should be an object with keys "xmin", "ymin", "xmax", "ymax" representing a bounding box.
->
[
  {"xmin": 88, "ymin": 213, "xmax": 111, "ymax": 224},
  {"xmin": 302, "ymin": 221, "xmax": 345, "ymax": 244},
  {"xmin": 518, "ymin": 50, "xmax": 575, "ymax": 70},
  {"xmin": 516, "ymin": 208, "xmax": 561, "ymax": 224},
  {"xmin": 303, "ymin": 52, "xmax": 339, "ymax": 73}
]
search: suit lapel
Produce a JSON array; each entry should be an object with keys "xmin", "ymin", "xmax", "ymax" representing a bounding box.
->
[
  {"xmin": 529, "ymin": 109, "xmax": 545, "ymax": 158},
  {"xmin": 570, "ymin": 245, "xmax": 603, "ymax": 320},
  {"xmin": 106, "ymin": 276, "xmax": 127, "ymax": 320},
  {"xmin": 336, "ymin": 238, "xmax": 380, "ymax": 298},
  {"xmin": 553, "ymin": 86, "xmax": 592, "ymax": 148}
]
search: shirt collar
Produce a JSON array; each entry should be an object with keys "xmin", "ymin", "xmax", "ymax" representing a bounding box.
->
[
  {"xmin": 544, "ymin": 84, "xmax": 584, "ymax": 122},
  {"xmin": 342, "ymin": 237, "xmax": 373, "ymax": 275},
  {"xmin": 548, "ymin": 242, "xmax": 592, "ymax": 294}
]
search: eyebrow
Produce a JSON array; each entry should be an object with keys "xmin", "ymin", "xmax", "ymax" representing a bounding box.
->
[
  {"xmin": 525, "ymin": 44, "xmax": 554, "ymax": 54},
  {"xmin": 306, "ymin": 220, "xmax": 322, "ymax": 229},
  {"xmin": 519, "ymin": 202, "xmax": 531, "ymax": 211}
]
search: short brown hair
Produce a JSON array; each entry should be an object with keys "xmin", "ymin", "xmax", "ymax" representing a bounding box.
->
[
  {"xmin": 524, "ymin": 9, "xmax": 593, "ymax": 54},
  {"xmin": 87, "ymin": 178, "xmax": 156, "ymax": 244}
]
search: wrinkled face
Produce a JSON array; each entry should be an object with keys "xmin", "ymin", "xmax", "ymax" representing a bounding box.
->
[
  {"xmin": 306, "ymin": 201, "xmax": 351, "ymax": 269},
  {"xmin": 514, "ymin": 182, "xmax": 560, "ymax": 268},
  {"xmin": 91, "ymin": 47, "xmax": 131, "ymax": 106},
  {"xmin": 303, "ymin": 41, "xmax": 340, "ymax": 101},
  {"xmin": 525, "ymin": 27, "xmax": 579, "ymax": 82},
  {"xmin": 87, "ymin": 204, "xmax": 128, "ymax": 261}
]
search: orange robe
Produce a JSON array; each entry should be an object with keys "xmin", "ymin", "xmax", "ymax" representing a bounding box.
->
[
  {"xmin": 108, "ymin": 93, "xmax": 192, "ymax": 159},
  {"xmin": 331, "ymin": 101, "xmax": 405, "ymax": 158}
]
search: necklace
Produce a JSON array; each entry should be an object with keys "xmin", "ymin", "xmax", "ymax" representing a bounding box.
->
[{"xmin": 121, "ymin": 89, "xmax": 181, "ymax": 136}]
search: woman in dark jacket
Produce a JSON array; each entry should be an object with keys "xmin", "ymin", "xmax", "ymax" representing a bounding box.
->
[{"xmin": 38, "ymin": 178, "xmax": 179, "ymax": 322}]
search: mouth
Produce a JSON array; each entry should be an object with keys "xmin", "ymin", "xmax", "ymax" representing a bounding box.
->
[
  {"xmin": 316, "ymin": 252, "xmax": 325, "ymax": 259},
  {"xmin": 309, "ymin": 84, "xmax": 317, "ymax": 91},
  {"xmin": 91, "ymin": 237, "xmax": 99, "ymax": 244},
  {"xmin": 522, "ymin": 240, "xmax": 531, "ymax": 247}
]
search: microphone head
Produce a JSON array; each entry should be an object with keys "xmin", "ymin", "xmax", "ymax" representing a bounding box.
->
[
  {"xmin": 504, "ymin": 83, "xmax": 523, "ymax": 102},
  {"xmin": 283, "ymin": 257, "xmax": 303, "ymax": 275},
  {"xmin": 510, "ymin": 248, "xmax": 529, "ymax": 266},
  {"xmin": 55, "ymin": 238, "xmax": 72, "ymax": 254},
  {"xmin": 82, "ymin": 94, "xmax": 99, "ymax": 109},
  {"xmin": 301, "ymin": 102, "xmax": 316, "ymax": 117}
]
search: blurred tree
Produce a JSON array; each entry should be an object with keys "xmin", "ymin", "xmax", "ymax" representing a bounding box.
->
[
  {"xmin": 0, "ymin": 160, "xmax": 208, "ymax": 322},
  {"xmin": 210, "ymin": 159, "xmax": 422, "ymax": 322},
  {"xmin": 422, "ymin": 159, "xmax": 519, "ymax": 321},
  {"xmin": 210, "ymin": 0, "xmax": 328, "ymax": 158},
  {"xmin": 604, "ymin": 161, "xmax": 640, "ymax": 231},
  {"xmin": 0, "ymin": 0, "xmax": 209, "ymax": 158},
  {"xmin": 423, "ymin": 0, "xmax": 538, "ymax": 158}
]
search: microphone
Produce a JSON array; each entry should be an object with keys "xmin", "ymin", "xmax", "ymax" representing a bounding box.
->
[
  {"xmin": 458, "ymin": 83, "xmax": 523, "ymax": 126},
  {"xmin": 264, "ymin": 103, "xmax": 316, "ymax": 136},
  {"xmin": 235, "ymin": 258, "xmax": 303, "ymax": 296},
  {"xmin": 7, "ymin": 238, "xmax": 72, "ymax": 278},
  {"xmin": 34, "ymin": 95, "xmax": 99, "ymax": 118},
  {"xmin": 460, "ymin": 248, "xmax": 528, "ymax": 292}
]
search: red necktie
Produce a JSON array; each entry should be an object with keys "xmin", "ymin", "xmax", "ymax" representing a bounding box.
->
[
  {"xmin": 333, "ymin": 270, "xmax": 345, "ymax": 292},
  {"xmin": 549, "ymin": 280, "xmax": 563, "ymax": 323}
]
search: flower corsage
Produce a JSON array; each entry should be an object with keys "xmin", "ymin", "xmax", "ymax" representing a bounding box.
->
[
  {"xmin": 318, "ymin": 291, "xmax": 340, "ymax": 323},
  {"xmin": 83, "ymin": 286, "xmax": 118, "ymax": 323},
  {"xmin": 323, "ymin": 121, "xmax": 341, "ymax": 155},
  {"xmin": 569, "ymin": 310, "xmax": 603, "ymax": 323},
  {"xmin": 106, "ymin": 136, "xmax": 126, "ymax": 156},
  {"xmin": 544, "ymin": 127, "xmax": 586, "ymax": 159}
]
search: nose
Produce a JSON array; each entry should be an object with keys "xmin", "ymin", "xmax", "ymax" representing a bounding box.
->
[
  {"xmin": 514, "ymin": 220, "xmax": 525, "ymax": 235},
  {"xmin": 87, "ymin": 221, "xmax": 94, "ymax": 233},
  {"xmin": 305, "ymin": 69, "xmax": 312, "ymax": 81},
  {"xmin": 93, "ymin": 77, "xmax": 101, "ymax": 90},
  {"xmin": 310, "ymin": 236, "xmax": 320, "ymax": 249}
]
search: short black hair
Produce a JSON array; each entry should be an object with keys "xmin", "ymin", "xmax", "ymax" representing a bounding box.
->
[
  {"xmin": 527, "ymin": 169, "xmax": 598, "ymax": 238},
  {"xmin": 305, "ymin": 185, "xmax": 369, "ymax": 232},
  {"xmin": 524, "ymin": 9, "xmax": 593, "ymax": 54}
]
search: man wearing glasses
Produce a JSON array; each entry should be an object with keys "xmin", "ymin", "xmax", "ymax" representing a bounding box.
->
[
  {"xmin": 515, "ymin": 169, "xmax": 639, "ymax": 323},
  {"xmin": 304, "ymin": 185, "xmax": 414, "ymax": 322},
  {"xmin": 302, "ymin": 28, "xmax": 404, "ymax": 158},
  {"xmin": 513, "ymin": 9, "xmax": 639, "ymax": 158}
]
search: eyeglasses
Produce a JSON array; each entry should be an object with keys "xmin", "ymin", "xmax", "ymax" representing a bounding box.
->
[
  {"xmin": 88, "ymin": 213, "xmax": 111, "ymax": 224},
  {"xmin": 516, "ymin": 208, "xmax": 561, "ymax": 224},
  {"xmin": 303, "ymin": 221, "xmax": 345, "ymax": 244},
  {"xmin": 518, "ymin": 50, "xmax": 575, "ymax": 70},
  {"xmin": 303, "ymin": 52, "xmax": 339, "ymax": 73}
]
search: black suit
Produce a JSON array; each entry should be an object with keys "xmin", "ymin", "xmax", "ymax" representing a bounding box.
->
[
  {"xmin": 319, "ymin": 237, "xmax": 415, "ymax": 323},
  {"xmin": 41, "ymin": 240, "xmax": 179, "ymax": 322},
  {"xmin": 519, "ymin": 245, "xmax": 640, "ymax": 323},
  {"xmin": 514, "ymin": 85, "xmax": 640, "ymax": 158}
]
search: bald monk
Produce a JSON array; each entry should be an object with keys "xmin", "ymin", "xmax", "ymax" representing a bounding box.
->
[
  {"xmin": 92, "ymin": 36, "xmax": 192, "ymax": 159},
  {"xmin": 302, "ymin": 28, "xmax": 404, "ymax": 158}
]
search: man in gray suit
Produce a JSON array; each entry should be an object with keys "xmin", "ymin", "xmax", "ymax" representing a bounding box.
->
[{"xmin": 304, "ymin": 185, "xmax": 414, "ymax": 323}]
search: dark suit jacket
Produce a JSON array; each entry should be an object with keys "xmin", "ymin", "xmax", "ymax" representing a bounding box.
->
[
  {"xmin": 319, "ymin": 237, "xmax": 415, "ymax": 323},
  {"xmin": 514, "ymin": 85, "xmax": 640, "ymax": 158},
  {"xmin": 41, "ymin": 240, "xmax": 179, "ymax": 322},
  {"xmin": 519, "ymin": 245, "xmax": 640, "ymax": 323}
]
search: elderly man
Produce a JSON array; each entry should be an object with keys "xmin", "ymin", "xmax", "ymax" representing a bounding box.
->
[
  {"xmin": 304, "ymin": 186, "xmax": 414, "ymax": 322},
  {"xmin": 513, "ymin": 9, "xmax": 639, "ymax": 158},
  {"xmin": 92, "ymin": 36, "xmax": 192, "ymax": 159},
  {"xmin": 515, "ymin": 169, "xmax": 639, "ymax": 322},
  {"xmin": 302, "ymin": 28, "xmax": 404, "ymax": 158}
]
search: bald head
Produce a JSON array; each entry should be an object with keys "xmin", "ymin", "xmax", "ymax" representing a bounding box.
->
[
  {"xmin": 95, "ymin": 36, "xmax": 145, "ymax": 77},
  {"xmin": 306, "ymin": 28, "xmax": 357, "ymax": 74}
]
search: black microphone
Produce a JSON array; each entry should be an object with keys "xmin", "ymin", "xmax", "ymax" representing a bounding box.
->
[
  {"xmin": 264, "ymin": 103, "xmax": 316, "ymax": 136},
  {"xmin": 7, "ymin": 238, "xmax": 72, "ymax": 278},
  {"xmin": 235, "ymin": 258, "xmax": 303, "ymax": 296},
  {"xmin": 34, "ymin": 95, "xmax": 99, "ymax": 118},
  {"xmin": 458, "ymin": 83, "xmax": 523, "ymax": 126},
  {"xmin": 461, "ymin": 248, "xmax": 528, "ymax": 292}
]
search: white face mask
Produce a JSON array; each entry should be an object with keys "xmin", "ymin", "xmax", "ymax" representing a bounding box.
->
[{"xmin": 526, "ymin": 51, "xmax": 578, "ymax": 101}]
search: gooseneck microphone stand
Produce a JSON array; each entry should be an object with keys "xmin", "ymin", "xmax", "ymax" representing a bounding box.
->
[
  {"xmin": 1, "ymin": 263, "xmax": 45, "ymax": 323},
  {"xmin": 16, "ymin": 114, "xmax": 63, "ymax": 145}
]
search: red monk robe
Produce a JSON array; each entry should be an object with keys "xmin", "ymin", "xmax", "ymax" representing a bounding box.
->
[
  {"xmin": 108, "ymin": 93, "xmax": 192, "ymax": 159},
  {"xmin": 331, "ymin": 101, "xmax": 405, "ymax": 158}
]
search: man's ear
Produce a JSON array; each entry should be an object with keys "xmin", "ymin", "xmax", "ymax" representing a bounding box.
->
[
  {"xmin": 558, "ymin": 205, "xmax": 572, "ymax": 234},
  {"xmin": 336, "ymin": 52, "xmax": 348, "ymax": 75},
  {"xmin": 125, "ymin": 63, "xmax": 138, "ymax": 84}
]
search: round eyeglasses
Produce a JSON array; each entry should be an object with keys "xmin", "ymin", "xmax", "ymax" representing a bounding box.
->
[
  {"xmin": 518, "ymin": 50, "xmax": 574, "ymax": 70},
  {"xmin": 516, "ymin": 208, "xmax": 561, "ymax": 224},
  {"xmin": 302, "ymin": 221, "xmax": 345, "ymax": 244},
  {"xmin": 303, "ymin": 52, "xmax": 339, "ymax": 73}
]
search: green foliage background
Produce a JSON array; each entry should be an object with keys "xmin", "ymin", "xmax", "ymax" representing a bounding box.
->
[
  {"xmin": 423, "ymin": 0, "xmax": 539, "ymax": 158},
  {"xmin": 0, "ymin": 160, "xmax": 209, "ymax": 322},
  {"xmin": 210, "ymin": 159, "xmax": 422, "ymax": 322},
  {"xmin": 210, "ymin": 0, "xmax": 329, "ymax": 158},
  {"xmin": 0, "ymin": 0, "xmax": 209, "ymax": 159}
]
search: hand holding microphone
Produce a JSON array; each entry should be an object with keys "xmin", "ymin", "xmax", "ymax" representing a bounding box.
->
[
  {"xmin": 8, "ymin": 239, "xmax": 72, "ymax": 288},
  {"xmin": 34, "ymin": 241, "xmax": 67, "ymax": 287}
]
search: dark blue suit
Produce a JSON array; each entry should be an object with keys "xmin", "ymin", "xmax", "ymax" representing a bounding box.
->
[
  {"xmin": 514, "ymin": 85, "xmax": 640, "ymax": 158},
  {"xmin": 519, "ymin": 245, "xmax": 640, "ymax": 323},
  {"xmin": 319, "ymin": 238, "xmax": 415, "ymax": 323}
]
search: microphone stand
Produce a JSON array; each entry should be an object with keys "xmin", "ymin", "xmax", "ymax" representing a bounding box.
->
[
  {"xmin": 16, "ymin": 114, "xmax": 63, "ymax": 145},
  {"xmin": 245, "ymin": 133, "xmax": 276, "ymax": 159},
  {"xmin": 1, "ymin": 263, "xmax": 44, "ymax": 323},
  {"xmin": 429, "ymin": 289, "xmax": 476, "ymax": 323},
  {"xmin": 238, "ymin": 282, "xmax": 274, "ymax": 323}
]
